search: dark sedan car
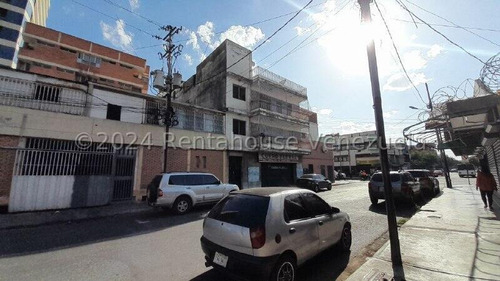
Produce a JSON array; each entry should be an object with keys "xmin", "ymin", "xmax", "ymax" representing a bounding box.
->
[{"xmin": 296, "ymin": 174, "xmax": 332, "ymax": 192}]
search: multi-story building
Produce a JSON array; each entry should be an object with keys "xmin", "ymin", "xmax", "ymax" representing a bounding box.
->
[
  {"xmin": 17, "ymin": 23, "xmax": 150, "ymax": 94},
  {"xmin": 333, "ymin": 130, "xmax": 409, "ymax": 176},
  {"xmin": 178, "ymin": 39, "xmax": 334, "ymax": 188},
  {"xmin": 0, "ymin": 0, "xmax": 50, "ymax": 68}
]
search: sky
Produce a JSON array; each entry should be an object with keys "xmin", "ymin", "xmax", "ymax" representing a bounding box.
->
[{"xmin": 49, "ymin": 0, "xmax": 500, "ymax": 155}]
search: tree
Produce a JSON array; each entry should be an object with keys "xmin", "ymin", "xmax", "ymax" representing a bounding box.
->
[
  {"xmin": 467, "ymin": 156, "xmax": 480, "ymax": 168},
  {"xmin": 410, "ymin": 150, "xmax": 440, "ymax": 169}
]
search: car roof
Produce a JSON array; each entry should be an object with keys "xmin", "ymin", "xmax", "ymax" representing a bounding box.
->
[
  {"xmin": 232, "ymin": 187, "xmax": 306, "ymax": 197},
  {"xmin": 373, "ymin": 171, "xmax": 403, "ymax": 174},
  {"xmin": 406, "ymin": 169, "xmax": 430, "ymax": 172},
  {"xmin": 161, "ymin": 172, "xmax": 214, "ymax": 176}
]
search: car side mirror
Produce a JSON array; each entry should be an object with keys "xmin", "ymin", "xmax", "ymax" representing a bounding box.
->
[
  {"xmin": 330, "ymin": 207, "xmax": 340, "ymax": 214},
  {"xmin": 217, "ymin": 180, "xmax": 221, "ymax": 185}
]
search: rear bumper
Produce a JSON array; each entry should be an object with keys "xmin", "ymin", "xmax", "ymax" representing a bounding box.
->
[
  {"xmin": 200, "ymin": 236, "xmax": 279, "ymax": 280},
  {"xmin": 370, "ymin": 190, "xmax": 412, "ymax": 200}
]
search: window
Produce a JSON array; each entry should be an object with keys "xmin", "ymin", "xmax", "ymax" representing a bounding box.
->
[
  {"xmin": 208, "ymin": 194, "xmax": 270, "ymax": 228},
  {"xmin": 203, "ymin": 156, "xmax": 207, "ymax": 168},
  {"xmin": 60, "ymin": 46, "xmax": 77, "ymax": 53},
  {"xmin": 106, "ymin": 104, "xmax": 121, "ymax": 121},
  {"xmin": 203, "ymin": 174, "xmax": 219, "ymax": 185},
  {"xmin": 232, "ymin": 84, "xmax": 246, "ymax": 101},
  {"xmin": 34, "ymin": 84, "xmax": 60, "ymax": 102},
  {"xmin": 169, "ymin": 175, "xmax": 186, "ymax": 185},
  {"xmin": 232, "ymin": 119, "xmax": 246, "ymax": 135},
  {"xmin": 308, "ymin": 164, "xmax": 314, "ymax": 173},
  {"xmin": 195, "ymin": 112, "xmax": 204, "ymax": 131},
  {"xmin": 196, "ymin": 156, "xmax": 200, "ymax": 168},
  {"xmin": 185, "ymin": 175, "xmax": 205, "ymax": 185},
  {"xmin": 320, "ymin": 165, "xmax": 326, "ymax": 177},
  {"xmin": 204, "ymin": 114, "xmax": 214, "ymax": 132},
  {"xmin": 77, "ymin": 52, "xmax": 101, "ymax": 67},
  {"xmin": 56, "ymin": 67, "xmax": 75, "ymax": 74},
  {"xmin": 120, "ymin": 63, "xmax": 133, "ymax": 69},
  {"xmin": 301, "ymin": 193, "xmax": 331, "ymax": 217},
  {"xmin": 37, "ymin": 39, "xmax": 55, "ymax": 47},
  {"xmin": 284, "ymin": 194, "xmax": 310, "ymax": 223}
]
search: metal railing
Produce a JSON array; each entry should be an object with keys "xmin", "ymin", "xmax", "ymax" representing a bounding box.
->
[
  {"xmin": 252, "ymin": 66, "xmax": 307, "ymax": 96},
  {"xmin": 250, "ymin": 123, "xmax": 305, "ymax": 140},
  {"xmin": 0, "ymin": 75, "xmax": 87, "ymax": 115}
]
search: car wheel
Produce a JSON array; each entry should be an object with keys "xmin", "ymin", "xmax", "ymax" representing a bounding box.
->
[
  {"xmin": 327, "ymin": 184, "xmax": 332, "ymax": 191},
  {"xmin": 314, "ymin": 184, "xmax": 320, "ymax": 193},
  {"xmin": 172, "ymin": 196, "xmax": 192, "ymax": 215},
  {"xmin": 337, "ymin": 223, "xmax": 352, "ymax": 252},
  {"xmin": 370, "ymin": 194, "xmax": 378, "ymax": 205},
  {"xmin": 270, "ymin": 256, "xmax": 296, "ymax": 281}
]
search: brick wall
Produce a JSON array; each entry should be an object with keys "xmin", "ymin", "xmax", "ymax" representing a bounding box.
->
[
  {"xmin": 140, "ymin": 146, "xmax": 164, "ymax": 190},
  {"xmin": 190, "ymin": 149, "xmax": 224, "ymax": 180},
  {"xmin": 0, "ymin": 135, "xmax": 20, "ymax": 206},
  {"xmin": 166, "ymin": 148, "xmax": 189, "ymax": 173}
]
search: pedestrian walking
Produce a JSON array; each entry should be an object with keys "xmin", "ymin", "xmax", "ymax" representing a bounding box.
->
[{"xmin": 476, "ymin": 164, "xmax": 498, "ymax": 210}]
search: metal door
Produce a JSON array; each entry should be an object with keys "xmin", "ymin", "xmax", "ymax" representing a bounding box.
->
[{"xmin": 112, "ymin": 147, "xmax": 137, "ymax": 201}]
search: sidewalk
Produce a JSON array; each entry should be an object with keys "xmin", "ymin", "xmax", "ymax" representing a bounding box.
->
[
  {"xmin": 0, "ymin": 201, "xmax": 152, "ymax": 230},
  {"xmin": 347, "ymin": 184, "xmax": 500, "ymax": 281}
]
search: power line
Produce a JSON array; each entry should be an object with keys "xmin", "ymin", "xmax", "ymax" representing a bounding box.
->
[
  {"xmin": 374, "ymin": 0, "xmax": 426, "ymax": 105},
  {"xmin": 394, "ymin": 0, "xmax": 486, "ymax": 64},
  {"xmin": 102, "ymin": 0, "xmax": 163, "ymax": 28},
  {"xmin": 403, "ymin": 0, "xmax": 500, "ymax": 48},
  {"xmin": 71, "ymin": 0, "xmax": 158, "ymax": 38},
  {"xmin": 391, "ymin": 18, "xmax": 500, "ymax": 33}
]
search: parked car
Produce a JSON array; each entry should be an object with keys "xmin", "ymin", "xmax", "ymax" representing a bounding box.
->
[
  {"xmin": 406, "ymin": 169, "xmax": 440, "ymax": 197},
  {"xmin": 368, "ymin": 171, "xmax": 422, "ymax": 205},
  {"xmin": 335, "ymin": 171, "xmax": 347, "ymax": 180},
  {"xmin": 432, "ymin": 169, "xmax": 444, "ymax": 177},
  {"xmin": 201, "ymin": 188, "xmax": 351, "ymax": 281},
  {"xmin": 457, "ymin": 164, "xmax": 476, "ymax": 178},
  {"xmin": 296, "ymin": 174, "xmax": 332, "ymax": 192},
  {"xmin": 146, "ymin": 172, "xmax": 239, "ymax": 214}
]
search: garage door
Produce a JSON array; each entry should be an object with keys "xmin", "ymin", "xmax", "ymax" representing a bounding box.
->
[{"xmin": 261, "ymin": 163, "xmax": 295, "ymax": 187}]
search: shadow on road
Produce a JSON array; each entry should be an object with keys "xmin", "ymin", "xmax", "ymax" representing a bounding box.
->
[
  {"xmin": 190, "ymin": 249, "xmax": 350, "ymax": 281},
  {"xmin": 0, "ymin": 204, "xmax": 214, "ymax": 257},
  {"xmin": 368, "ymin": 200, "xmax": 419, "ymax": 218}
]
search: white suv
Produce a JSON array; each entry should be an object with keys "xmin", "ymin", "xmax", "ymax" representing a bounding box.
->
[
  {"xmin": 146, "ymin": 172, "xmax": 239, "ymax": 214},
  {"xmin": 201, "ymin": 188, "xmax": 351, "ymax": 281}
]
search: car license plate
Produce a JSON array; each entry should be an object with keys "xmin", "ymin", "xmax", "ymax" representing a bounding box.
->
[{"xmin": 213, "ymin": 252, "xmax": 228, "ymax": 268}]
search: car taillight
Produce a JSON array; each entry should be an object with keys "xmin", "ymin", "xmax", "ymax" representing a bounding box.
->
[
  {"xmin": 158, "ymin": 189, "xmax": 163, "ymax": 197},
  {"xmin": 250, "ymin": 226, "xmax": 266, "ymax": 249}
]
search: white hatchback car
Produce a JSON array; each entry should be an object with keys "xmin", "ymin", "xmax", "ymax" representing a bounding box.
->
[
  {"xmin": 201, "ymin": 188, "xmax": 351, "ymax": 281},
  {"xmin": 146, "ymin": 172, "xmax": 239, "ymax": 214}
]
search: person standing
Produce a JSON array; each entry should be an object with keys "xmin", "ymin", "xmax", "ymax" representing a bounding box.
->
[{"xmin": 476, "ymin": 164, "xmax": 498, "ymax": 210}]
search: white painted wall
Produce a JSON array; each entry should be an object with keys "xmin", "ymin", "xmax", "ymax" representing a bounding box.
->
[
  {"xmin": 225, "ymin": 113, "xmax": 253, "ymax": 151},
  {"xmin": 226, "ymin": 41, "xmax": 252, "ymax": 79},
  {"xmin": 226, "ymin": 76, "xmax": 250, "ymax": 113},
  {"xmin": 88, "ymin": 88, "xmax": 145, "ymax": 124}
]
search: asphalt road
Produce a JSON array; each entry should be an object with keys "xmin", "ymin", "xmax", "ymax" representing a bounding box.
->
[{"xmin": 0, "ymin": 179, "xmax": 429, "ymax": 281}]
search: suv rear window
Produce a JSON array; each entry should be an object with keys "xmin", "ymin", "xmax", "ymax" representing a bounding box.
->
[
  {"xmin": 408, "ymin": 171, "xmax": 428, "ymax": 178},
  {"xmin": 207, "ymin": 194, "xmax": 270, "ymax": 228},
  {"xmin": 371, "ymin": 174, "xmax": 401, "ymax": 182}
]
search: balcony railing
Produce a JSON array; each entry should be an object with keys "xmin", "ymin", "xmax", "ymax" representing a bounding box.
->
[
  {"xmin": 0, "ymin": 75, "xmax": 87, "ymax": 115},
  {"xmin": 250, "ymin": 123, "xmax": 306, "ymax": 140},
  {"xmin": 250, "ymin": 94, "xmax": 316, "ymax": 123},
  {"xmin": 252, "ymin": 66, "xmax": 307, "ymax": 96}
]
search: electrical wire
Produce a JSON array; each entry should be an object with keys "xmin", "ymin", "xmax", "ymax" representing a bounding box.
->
[
  {"xmin": 403, "ymin": 0, "xmax": 500, "ymax": 48},
  {"xmin": 394, "ymin": 0, "xmax": 486, "ymax": 64},
  {"xmin": 391, "ymin": 18, "xmax": 500, "ymax": 33},
  {"xmin": 374, "ymin": 0, "xmax": 427, "ymax": 105},
  {"xmin": 102, "ymin": 0, "xmax": 163, "ymax": 28}
]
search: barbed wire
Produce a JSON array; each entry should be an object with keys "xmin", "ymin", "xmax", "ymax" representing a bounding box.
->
[{"xmin": 480, "ymin": 52, "xmax": 500, "ymax": 93}]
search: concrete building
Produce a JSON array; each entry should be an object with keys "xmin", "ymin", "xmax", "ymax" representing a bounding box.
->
[
  {"xmin": 0, "ymin": 66, "xmax": 225, "ymax": 212},
  {"xmin": 0, "ymin": 0, "xmax": 50, "ymax": 68},
  {"xmin": 333, "ymin": 130, "xmax": 409, "ymax": 176},
  {"xmin": 17, "ymin": 23, "xmax": 150, "ymax": 94},
  {"xmin": 178, "ymin": 39, "xmax": 334, "ymax": 188}
]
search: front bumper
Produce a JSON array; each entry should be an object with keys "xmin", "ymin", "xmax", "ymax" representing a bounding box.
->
[{"xmin": 200, "ymin": 236, "xmax": 279, "ymax": 280}]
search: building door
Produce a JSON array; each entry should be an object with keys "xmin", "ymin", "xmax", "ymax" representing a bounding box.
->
[
  {"xmin": 261, "ymin": 163, "xmax": 295, "ymax": 187},
  {"xmin": 229, "ymin": 156, "xmax": 242, "ymax": 188},
  {"xmin": 327, "ymin": 165, "xmax": 334, "ymax": 181}
]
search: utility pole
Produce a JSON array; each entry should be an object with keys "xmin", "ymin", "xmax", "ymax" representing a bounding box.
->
[
  {"xmin": 153, "ymin": 25, "xmax": 183, "ymax": 173},
  {"xmin": 358, "ymin": 1, "xmax": 405, "ymax": 280},
  {"xmin": 425, "ymin": 83, "xmax": 452, "ymax": 188}
]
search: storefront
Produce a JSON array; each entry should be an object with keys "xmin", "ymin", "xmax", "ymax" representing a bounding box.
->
[{"xmin": 259, "ymin": 152, "xmax": 300, "ymax": 187}]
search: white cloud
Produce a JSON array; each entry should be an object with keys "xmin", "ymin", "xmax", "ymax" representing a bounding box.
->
[
  {"xmin": 218, "ymin": 25, "xmax": 265, "ymax": 50},
  {"xmin": 197, "ymin": 21, "xmax": 215, "ymax": 47},
  {"xmin": 186, "ymin": 31, "xmax": 200, "ymax": 51},
  {"xmin": 199, "ymin": 53, "xmax": 207, "ymax": 62},
  {"xmin": 384, "ymin": 110, "xmax": 399, "ymax": 118},
  {"xmin": 183, "ymin": 54, "xmax": 193, "ymax": 66},
  {"xmin": 403, "ymin": 50, "xmax": 427, "ymax": 70},
  {"xmin": 100, "ymin": 19, "xmax": 133, "ymax": 52},
  {"xmin": 383, "ymin": 72, "xmax": 430, "ymax": 92},
  {"xmin": 294, "ymin": 26, "xmax": 310, "ymax": 36},
  {"xmin": 129, "ymin": 0, "xmax": 139, "ymax": 11},
  {"xmin": 427, "ymin": 44, "xmax": 443, "ymax": 58}
]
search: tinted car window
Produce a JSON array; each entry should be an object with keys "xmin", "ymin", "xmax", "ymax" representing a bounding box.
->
[
  {"xmin": 313, "ymin": 175, "xmax": 326, "ymax": 181},
  {"xmin": 408, "ymin": 171, "xmax": 428, "ymax": 178},
  {"xmin": 202, "ymin": 175, "xmax": 219, "ymax": 185},
  {"xmin": 284, "ymin": 194, "xmax": 311, "ymax": 222},
  {"xmin": 301, "ymin": 174, "xmax": 314, "ymax": 179},
  {"xmin": 371, "ymin": 174, "xmax": 401, "ymax": 182},
  {"xmin": 169, "ymin": 175, "xmax": 186, "ymax": 185},
  {"xmin": 185, "ymin": 175, "xmax": 205, "ymax": 185},
  {"xmin": 301, "ymin": 193, "xmax": 331, "ymax": 216},
  {"xmin": 403, "ymin": 173, "xmax": 415, "ymax": 182},
  {"xmin": 207, "ymin": 194, "xmax": 269, "ymax": 228}
]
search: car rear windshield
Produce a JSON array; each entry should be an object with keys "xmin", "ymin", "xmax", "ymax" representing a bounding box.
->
[
  {"xmin": 371, "ymin": 174, "xmax": 401, "ymax": 182},
  {"xmin": 207, "ymin": 194, "xmax": 270, "ymax": 228},
  {"xmin": 408, "ymin": 171, "xmax": 428, "ymax": 178},
  {"xmin": 458, "ymin": 164, "xmax": 474, "ymax": 170}
]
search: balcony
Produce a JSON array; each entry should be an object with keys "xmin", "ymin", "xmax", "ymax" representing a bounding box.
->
[
  {"xmin": 250, "ymin": 93, "xmax": 317, "ymax": 127},
  {"xmin": 252, "ymin": 66, "xmax": 307, "ymax": 99},
  {"xmin": 0, "ymin": 74, "xmax": 87, "ymax": 115}
]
